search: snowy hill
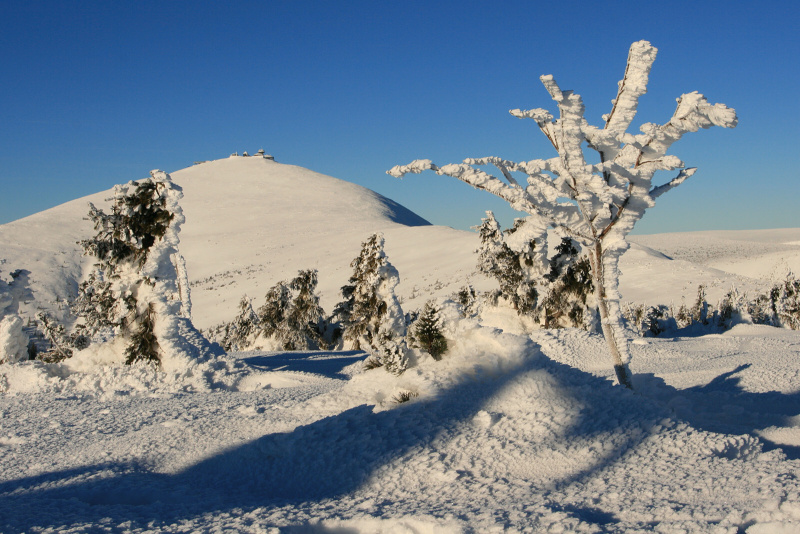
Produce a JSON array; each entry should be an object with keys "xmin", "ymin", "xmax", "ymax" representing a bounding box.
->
[
  {"xmin": 2, "ymin": 157, "xmax": 800, "ymax": 532},
  {"xmin": 0, "ymin": 156, "xmax": 486, "ymax": 329},
  {"xmin": 2, "ymin": 154, "xmax": 796, "ymax": 331}
]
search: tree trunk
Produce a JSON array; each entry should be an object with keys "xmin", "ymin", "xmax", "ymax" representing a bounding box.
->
[{"xmin": 590, "ymin": 241, "xmax": 634, "ymax": 389}]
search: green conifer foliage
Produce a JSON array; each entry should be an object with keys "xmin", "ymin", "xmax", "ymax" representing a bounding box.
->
[
  {"xmin": 412, "ymin": 301, "xmax": 447, "ymax": 361},
  {"xmin": 222, "ymin": 296, "xmax": 259, "ymax": 351},
  {"xmin": 124, "ymin": 303, "xmax": 160, "ymax": 365},
  {"xmin": 254, "ymin": 270, "xmax": 327, "ymax": 350},
  {"xmin": 475, "ymin": 212, "xmax": 538, "ymax": 314},
  {"xmin": 335, "ymin": 234, "xmax": 401, "ymax": 351},
  {"xmin": 540, "ymin": 238, "xmax": 594, "ymax": 328},
  {"xmin": 72, "ymin": 171, "xmax": 185, "ymax": 365},
  {"xmin": 285, "ymin": 269, "xmax": 326, "ymax": 350}
]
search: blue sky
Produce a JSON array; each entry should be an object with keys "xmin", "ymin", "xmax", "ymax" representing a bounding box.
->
[{"xmin": 1, "ymin": 0, "xmax": 797, "ymax": 234}]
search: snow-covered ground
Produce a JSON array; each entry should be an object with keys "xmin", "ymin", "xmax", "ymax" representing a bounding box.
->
[{"xmin": 2, "ymin": 156, "xmax": 800, "ymax": 532}]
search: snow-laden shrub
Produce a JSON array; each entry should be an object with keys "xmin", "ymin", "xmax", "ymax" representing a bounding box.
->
[
  {"xmin": 474, "ymin": 212, "xmax": 538, "ymax": 315},
  {"xmin": 251, "ymin": 270, "xmax": 328, "ymax": 351},
  {"xmin": 455, "ymin": 285, "xmax": 479, "ymax": 318},
  {"xmin": 623, "ymin": 285, "xmax": 750, "ymax": 336},
  {"xmin": 334, "ymin": 233, "xmax": 410, "ymax": 369},
  {"xmin": 474, "ymin": 212, "xmax": 595, "ymax": 330},
  {"xmin": 748, "ymin": 271, "xmax": 800, "ymax": 330},
  {"xmin": 409, "ymin": 300, "xmax": 448, "ymax": 361},
  {"xmin": 34, "ymin": 312, "xmax": 88, "ymax": 362},
  {"xmin": 221, "ymin": 296, "xmax": 259, "ymax": 351}
]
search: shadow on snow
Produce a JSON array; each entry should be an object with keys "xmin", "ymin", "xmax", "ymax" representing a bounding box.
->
[
  {"xmin": 635, "ymin": 363, "xmax": 800, "ymax": 459},
  {"xmin": 241, "ymin": 350, "xmax": 367, "ymax": 380},
  {"xmin": 3, "ymin": 345, "xmax": 798, "ymax": 531}
]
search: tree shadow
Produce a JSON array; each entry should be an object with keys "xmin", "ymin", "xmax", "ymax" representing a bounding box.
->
[
  {"xmin": 633, "ymin": 363, "xmax": 800, "ymax": 458},
  {"xmin": 9, "ymin": 344, "xmax": 784, "ymax": 532},
  {"xmin": 0, "ymin": 341, "xmax": 659, "ymax": 532},
  {"xmin": 242, "ymin": 350, "xmax": 367, "ymax": 380}
]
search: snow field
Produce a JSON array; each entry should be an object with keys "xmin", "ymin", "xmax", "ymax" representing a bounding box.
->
[{"xmin": 3, "ymin": 320, "xmax": 800, "ymax": 532}]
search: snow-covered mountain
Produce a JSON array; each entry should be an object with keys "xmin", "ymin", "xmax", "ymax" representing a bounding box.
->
[
  {"xmin": 0, "ymin": 156, "xmax": 484, "ymax": 329},
  {"xmin": 2, "ymin": 154, "xmax": 797, "ymax": 332}
]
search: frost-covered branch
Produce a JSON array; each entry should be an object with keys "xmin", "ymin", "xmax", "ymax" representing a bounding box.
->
[
  {"xmin": 603, "ymin": 41, "xmax": 658, "ymax": 134},
  {"xmin": 650, "ymin": 168, "xmax": 697, "ymax": 200},
  {"xmin": 387, "ymin": 40, "xmax": 737, "ymax": 389}
]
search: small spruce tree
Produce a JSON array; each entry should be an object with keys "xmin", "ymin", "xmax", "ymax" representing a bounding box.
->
[
  {"xmin": 222, "ymin": 296, "xmax": 259, "ymax": 351},
  {"xmin": 539, "ymin": 237, "xmax": 595, "ymax": 329},
  {"xmin": 411, "ymin": 300, "xmax": 448, "ymax": 361},
  {"xmin": 254, "ymin": 270, "xmax": 327, "ymax": 350},
  {"xmin": 456, "ymin": 284, "xmax": 478, "ymax": 318},
  {"xmin": 334, "ymin": 234, "xmax": 406, "ymax": 352},
  {"xmin": 284, "ymin": 269, "xmax": 327, "ymax": 350},
  {"xmin": 474, "ymin": 212, "xmax": 538, "ymax": 314}
]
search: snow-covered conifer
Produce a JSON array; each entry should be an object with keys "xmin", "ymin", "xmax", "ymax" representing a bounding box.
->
[
  {"xmin": 222, "ymin": 296, "xmax": 259, "ymax": 351},
  {"xmin": 35, "ymin": 312, "xmax": 76, "ymax": 362},
  {"xmin": 256, "ymin": 280, "xmax": 292, "ymax": 346},
  {"xmin": 389, "ymin": 41, "xmax": 737, "ymax": 387},
  {"xmin": 0, "ymin": 315, "xmax": 28, "ymax": 364},
  {"xmin": 73, "ymin": 170, "xmax": 200, "ymax": 368},
  {"xmin": 456, "ymin": 285, "xmax": 478, "ymax": 318},
  {"xmin": 0, "ymin": 269, "xmax": 30, "ymax": 364},
  {"xmin": 410, "ymin": 300, "xmax": 448, "ymax": 361},
  {"xmin": 690, "ymin": 285, "xmax": 710, "ymax": 325},
  {"xmin": 540, "ymin": 238, "xmax": 596, "ymax": 329},
  {"xmin": 284, "ymin": 269, "xmax": 327, "ymax": 350},
  {"xmin": 474, "ymin": 212, "xmax": 538, "ymax": 314},
  {"xmin": 254, "ymin": 270, "xmax": 327, "ymax": 350},
  {"xmin": 376, "ymin": 331, "xmax": 408, "ymax": 375},
  {"xmin": 335, "ymin": 234, "xmax": 406, "ymax": 352},
  {"xmin": 773, "ymin": 272, "xmax": 800, "ymax": 330}
]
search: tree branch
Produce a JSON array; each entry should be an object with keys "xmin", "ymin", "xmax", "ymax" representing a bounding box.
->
[
  {"xmin": 604, "ymin": 41, "xmax": 658, "ymax": 134},
  {"xmin": 650, "ymin": 168, "xmax": 697, "ymax": 199}
]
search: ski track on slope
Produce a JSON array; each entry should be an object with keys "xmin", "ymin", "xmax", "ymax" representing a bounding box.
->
[{"xmin": 3, "ymin": 329, "xmax": 800, "ymax": 533}]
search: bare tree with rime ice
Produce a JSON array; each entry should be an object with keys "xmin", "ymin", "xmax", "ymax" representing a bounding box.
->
[{"xmin": 388, "ymin": 41, "xmax": 737, "ymax": 388}]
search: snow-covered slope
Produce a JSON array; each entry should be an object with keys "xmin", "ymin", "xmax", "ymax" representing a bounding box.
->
[
  {"xmin": 0, "ymin": 156, "xmax": 487, "ymax": 329},
  {"xmin": 630, "ymin": 229, "xmax": 800, "ymax": 283},
  {"xmin": 2, "ymin": 155, "xmax": 796, "ymax": 331}
]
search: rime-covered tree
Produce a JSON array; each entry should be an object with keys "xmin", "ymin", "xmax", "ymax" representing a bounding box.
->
[
  {"xmin": 254, "ymin": 270, "xmax": 327, "ymax": 350},
  {"xmin": 410, "ymin": 300, "xmax": 448, "ymax": 361},
  {"xmin": 284, "ymin": 269, "xmax": 327, "ymax": 350},
  {"xmin": 539, "ymin": 237, "xmax": 595, "ymax": 329},
  {"xmin": 456, "ymin": 284, "xmax": 478, "ymax": 318},
  {"xmin": 256, "ymin": 280, "xmax": 293, "ymax": 347},
  {"xmin": 474, "ymin": 212, "xmax": 538, "ymax": 313},
  {"xmin": 73, "ymin": 170, "xmax": 196, "ymax": 367},
  {"xmin": 0, "ymin": 269, "xmax": 28, "ymax": 364},
  {"xmin": 0, "ymin": 315, "xmax": 28, "ymax": 364},
  {"xmin": 334, "ymin": 234, "xmax": 406, "ymax": 352},
  {"xmin": 389, "ymin": 41, "xmax": 737, "ymax": 388},
  {"xmin": 222, "ymin": 296, "xmax": 259, "ymax": 351},
  {"xmin": 755, "ymin": 272, "xmax": 800, "ymax": 330}
]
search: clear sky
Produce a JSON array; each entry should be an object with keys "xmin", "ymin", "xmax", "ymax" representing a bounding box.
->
[{"xmin": 1, "ymin": 0, "xmax": 798, "ymax": 234}]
